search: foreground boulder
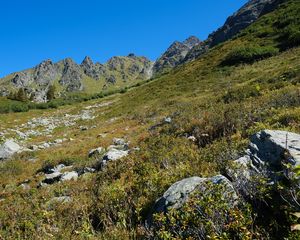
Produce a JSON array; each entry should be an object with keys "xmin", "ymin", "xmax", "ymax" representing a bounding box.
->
[
  {"xmin": 0, "ymin": 140, "xmax": 21, "ymax": 160},
  {"xmin": 153, "ymin": 175, "xmax": 237, "ymax": 214}
]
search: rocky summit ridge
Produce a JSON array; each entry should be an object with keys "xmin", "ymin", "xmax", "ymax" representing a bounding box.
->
[{"xmin": 0, "ymin": 54, "xmax": 153, "ymax": 102}]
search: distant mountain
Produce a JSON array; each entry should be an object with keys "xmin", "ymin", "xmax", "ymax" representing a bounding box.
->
[
  {"xmin": 183, "ymin": 0, "xmax": 282, "ymax": 63},
  {"xmin": 152, "ymin": 36, "xmax": 201, "ymax": 76},
  {"xmin": 0, "ymin": 54, "xmax": 153, "ymax": 102}
]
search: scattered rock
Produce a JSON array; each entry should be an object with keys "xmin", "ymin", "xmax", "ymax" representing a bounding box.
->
[
  {"xmin": 43, "ymin": 172, "xmax": 63, "ymax": 184},
  {"xmin": 42, "ymin": 142, "xmax": 50, "ymax": 148},
  {"xmin": 80, "ymin": 126, "xmax": 88, "ymax": 131},
  {"xmin": 164, "ymin": 117, "xmax": 172, "ymax": 124},
  {"xmin": 102, "ymin": 148, "xmax": 129, "ymax": 162},
  {"xmin": 29, "ymin": 145, "xmax": 39, "ymax": 151},
  {"xmin": 113, "ymin": 138, "xmax": 126, "ymax": 146},
  {"xmin": 88, "ymin": 147, "xmax": 104, "ymax": 158},
  {"xmin": 19, "ymin": 183, "xmax": 31, "ymax": 190},
  {"xmin": 54, "ymin": 139, "xmax": 63, "ymax": 144},
  {"xmin": 187, "ymin": 136, "xmax": 197, "ymax": 142},
  {"xmin": 60, "ymin": 171, "xmax": 78, "ymax": 181},
  {"xmin": 15, "ymin": 130, "xmax": 27, "ymax": 140}
]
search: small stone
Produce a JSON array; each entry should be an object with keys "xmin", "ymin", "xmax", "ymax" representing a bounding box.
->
[
  {"xmin": 54, "ymin": 139, "xmax": 63, "ymax": 144},
  {"xmin": 164, "ymin": 117, "xmax": 172, "ymax": 123},
  {"xmin": 113, "ymin": 138, "xmax": 126, "ymax": 146},
  {"xmin": 43, "ymin": 172, "xmax": 62, "ymax": 184},
  {"xmin": 60, "ymin": 171, "xmax": 78, "ymax": 181},
  {"xmin": 188, "ymin": 136, "xmax": 197, "ymax": 142},
  {"xmin": 29, "ymin": 145, "xmax": 39, "ymax": 151},
  {"xmin": 88, "ymin": 147, "xmax": 104, "ymax": 158},
  {"xmin": 80, "ymin": 126, "xmax": 88, "ymax": 131}
]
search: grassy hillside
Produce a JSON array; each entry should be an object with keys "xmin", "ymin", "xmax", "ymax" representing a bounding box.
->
[{"xmin": 0, "ymin": 0, "xmax": 299, "ymax": 239}]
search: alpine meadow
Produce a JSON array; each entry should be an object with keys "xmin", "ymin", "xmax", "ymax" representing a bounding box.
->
[{"xmin": 0, "ymin": 0, "xmax": 300, "ymax": 239}]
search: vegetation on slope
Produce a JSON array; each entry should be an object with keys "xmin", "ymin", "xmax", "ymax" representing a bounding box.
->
[{"xmin": 0, "ymin": 0, "xmax": 299, "ymax": 239}]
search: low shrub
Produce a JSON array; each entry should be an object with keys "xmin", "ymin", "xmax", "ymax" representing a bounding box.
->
[{"xmin": 222, "ymin": 45, "xmax": 279, "ymax": 66}]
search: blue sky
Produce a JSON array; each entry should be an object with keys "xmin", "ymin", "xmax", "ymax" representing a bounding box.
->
[{"xmin": 0, "ymin": 0, "xmax": 247, "ymax": 77}]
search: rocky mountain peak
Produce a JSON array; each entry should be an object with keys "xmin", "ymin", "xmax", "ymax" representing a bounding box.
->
[
  {"xmin": 183, "ymin": 36, "xmax": 201, "ymax": 49},
  {"xmin": 128, "ymin": 53, "xmax": 136, "ymax": 58},
  {"xmin": 81, "ymin": 56, "xmax": 94, "ymax": 66},
  {"xmin": 152, "ymin": 37, "xmax": 201, "ymax": 75},
  {"xmin": 81, "ymin": 56, "xmax": 102, "ymax": 80}
]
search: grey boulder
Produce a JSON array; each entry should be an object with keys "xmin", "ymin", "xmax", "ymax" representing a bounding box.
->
[
  {"xmin": 102, "ymin": 148, "xmax": 128, "ymax": 162},
  {"xmin": 153, "ymin": 175, "xmax": 237, "ymax": 213},
  {"xmin": 0, "ymin": 140, "xmax": 21, "ymax": 160},
  {"xmin": 249, "ymin": 130, "xmax": 300, "ymax": 169},
  {"xmin": 60, "ymin": 171, "xmax": 78, "ymax": 181}
]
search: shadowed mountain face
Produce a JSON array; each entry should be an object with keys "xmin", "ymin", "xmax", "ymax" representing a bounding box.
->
[
  {"xmin": 183, "ymin": 0, "xmax": 282, "ymax": 63},
  {"xmin": 0, "ymin": 54, "xmax": 153, "ymax": 102}
]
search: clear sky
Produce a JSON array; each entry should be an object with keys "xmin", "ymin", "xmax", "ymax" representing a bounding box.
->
[{"xmin": 0, "ymin": 0, "xmax": 247, "ymax": 77}]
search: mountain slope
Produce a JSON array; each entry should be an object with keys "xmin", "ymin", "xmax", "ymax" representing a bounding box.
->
[
  {"xmin": 0, "ymin": 0, "xmax": 299, "ymax": 239},
  {"xmin": 184, "ymin": 0, "xmax": 283, "ymax": 63}
]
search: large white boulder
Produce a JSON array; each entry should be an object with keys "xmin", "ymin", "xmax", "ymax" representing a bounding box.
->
[{"xmin": 0, "ymin": 140, "xmax": 21, "ymax": 160}]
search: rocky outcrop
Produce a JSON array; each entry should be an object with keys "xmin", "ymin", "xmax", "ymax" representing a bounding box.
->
[
  {"xmin": 184, "ymin": 0, "xmax": 282, "ymax": 63},
  {"xmin": 81, "ymin": 56, "xmax": 105, "ymax": 80},
  {"xmin": 0, "ymin": 140, "xmax": 21, "ymax": 160},
  {"xmin": 153, "ymin": 36, "xmax": 201, "ymax": 75},
  {"xmin": 11, "ymin": 72, "xmax": 32, "ymax": 88},
  {"xmin": 33, "ymin": 59, "xmax": 59, "ymax": 86},
  {"xmin": 88, "ymin": 138, "xmax": 130, "ymax": 169},
  {"xmin": 230, "ymin": 130, "xmax": 300, "ymax": 181},
  {"xmin": 59, "ymin": 58, "xmax": 83, "ymax": 92},
  {"xmin": 249, "ymin": 130, "xmax": 300, "ymax": 168}
]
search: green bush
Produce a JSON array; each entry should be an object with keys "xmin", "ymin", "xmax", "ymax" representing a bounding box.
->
[
  {"xmin": 0, "ymin": 99, "xmax": 29, "ymax": 113},
  {"xmin": 281, "ymin": 25, "xmax": 300, "ymax": 48},
  {"xmin": 222, "ymin": 85, "xmax": 262, "ymax": 103},
  {"xmin": 152, "ymin": 183, "xmax": 257, "ymax": 239},
  {"xmin": 222, "ymin": 45, "xmax": 279, "ymax": 66}
]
